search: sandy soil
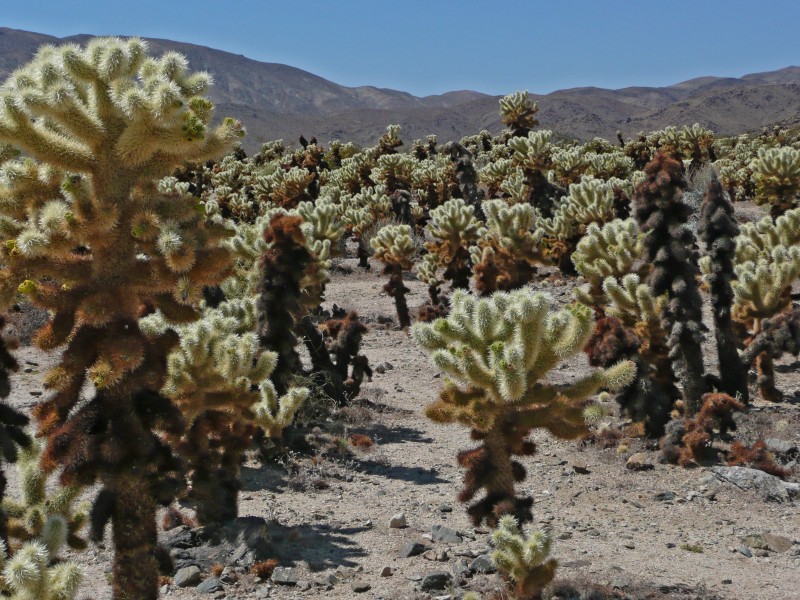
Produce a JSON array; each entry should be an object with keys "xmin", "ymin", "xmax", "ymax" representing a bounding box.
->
[{"xmin": 5, "ymin": 243, "xmax": 800, "ymax": 600}]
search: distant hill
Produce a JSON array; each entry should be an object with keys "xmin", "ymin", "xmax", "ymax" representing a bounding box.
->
[{"xmin": 2, "ymin": 27, "xmax": 799, "ymax": 151}]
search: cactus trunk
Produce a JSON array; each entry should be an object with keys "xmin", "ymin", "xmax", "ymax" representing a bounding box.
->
[
  {"xmin": 110, "ymin": 475, "xmax": 158, "ymax": 600},
  {"xmin": 385, "ymin": 264, "xmax": 411, "ymax": 328},
  {"xmin": 191, "ymin": 467, "xmax": 240, "ymax": 524}
]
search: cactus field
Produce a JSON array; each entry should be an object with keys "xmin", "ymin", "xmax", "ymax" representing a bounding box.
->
[{"xmin": 0, "ymin": 37, "xmax": 799, "ymax": 600}]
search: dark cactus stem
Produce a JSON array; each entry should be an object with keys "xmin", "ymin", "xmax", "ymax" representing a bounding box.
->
[
  {"xmin": 634, "ymin": 153, "xmax": 708, "ymax": 415},
  {"xmin": 444, "ymin": 245, "xmax": 472, "ymax": 290},
  {"xmin": 697, "ymin": 178, "xmax": 748, "ymax": 402},
  {"xmin": 0, "ymin": 318, "xmax": 31, "ymax": 551},
  {"xmin": 356, "ymin": 243, "xmax": 371, "ymax": 270},
  {"xmin": 524, "ymin": 171, "xmax": 558, "ymax": 219},
  {"xmin": 257, "ymin": 214, "xmax": 311, "ymax": 396},
  {"xmin": 740, "ymin": 308, "xmax": 800, "ymax": 402},
  {"xmin": 585, "ymin": 316, "xmax": 674, "ymax": 436},
  {"xmin": 458, "ymin": 421, "xmax": 534, "ymax": 528},
  {"xmin": 384, "ymin": 263, "xmax": 411, "ymax": 328},
  {"xmin": 111, "ymin": 476, "xmax": 159, "ymax": 600},
  {"xmin": 450, "ymin": 143, "xmax": 485, "ymax": 219}
]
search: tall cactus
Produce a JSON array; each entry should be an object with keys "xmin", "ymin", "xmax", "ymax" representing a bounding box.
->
[
  {"xmin": 413, "ymin": 290, "xmax": 634, "ymax": 526},
  {"xmin": 634, "ymin": 154, "xmax": 708, "ymax": 415},
  {"xmin": 0, "ymin": 38, "xmax": 242, "ymax": 600},
  {"xmin": 697, "ymin": 178, "xmax": 748, "ymax": 401}
]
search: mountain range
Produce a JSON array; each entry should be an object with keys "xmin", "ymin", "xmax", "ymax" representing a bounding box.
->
[{"xmin": 2, "ymin": 27, "xmax": 800, "ymax": 151}]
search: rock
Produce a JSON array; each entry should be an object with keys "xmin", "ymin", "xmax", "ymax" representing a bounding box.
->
[
  {"xmin": 161, "ymin": 516, "xmax": 272, "ymax": 571},
  {"xmin": 438, "ymin": 504, "xmax": 453, "ymax": 513},
  {"xmin": 710, "ymin": 466, "xmax": 795, "ymax": 502},
  {"xmin": 623, "ymin": 543, "xmax": 635, "ymax": 550},
  {"xmin": 381, "ymin": 566, "xmax": 393, "ymax": 577},
  {"xmin": 431, "ymin": 524, "xmax": 462, "ymax": 544},
  {"xmin": 452, "ymin": 559, "xmax": 470, "ymax": 579},
  {"xmin": 420, "ymin": 572, "xmax": 452, "ymax": 591},
  {"xmin": 271, "ymin": 567, "xmax": 299, "ymax": 586},
  {"xmin": 626, "ymin": 453, "xmax": 654, "ymax": 471},
  {"xmin": 469, "ymin": 554, "xmax": 497, "ymax": 574},
  {"xmin": 174, "ymin": 566, "xmax": 202, "ymax": 588},
  {"xmin": 389, "ymin": 513, "xmax": 407, "ymax": 528},
  {"xmin": 423, "ymin": 549, "xmax": 449, "ymax": 562},
  {"xmin": 399, "ymin": 541, "xmax": 428, "ymax": 557},
  {"xmin": 160, "ymin": 585, "xmax": 170, "ymax": 595},
  {"xmin": 741, "ymin": 533, "xmax": 792, "ymax": 553},
  {"xmin": 736, "ymin": 546, "xmax": 752, "ymax": 558},
  {"xmin": 296, "ymin": 580, "xmax": 312, "ymax": 591},
  {"xmin": 351, "ymin": 581, "xmax": 371, "ymax": 593},
  {"xmin": 197, "ymin": 578, "xmax": 223, "ymax": 593},
  {"xmin": 765, "ymin": 438, "xmax": 797, "ymax": 456},
  {"xmin": 220, "ymin": 567, "xmax": 237, "ymax": 584},
  {"xmin": 655, "ymin": 491, "xmax": 677, "ymax": 502},
  {"xmin": 572, "ymin": 462, "xmax": 590, "ymax": 474}
]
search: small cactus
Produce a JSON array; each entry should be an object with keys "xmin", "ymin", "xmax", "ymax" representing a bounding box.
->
[
  {"xmin": 491, "ymin": 515, "xmax": 557, "ymax": 600},
  {"xmin": 370, "ymin": 224, "xmax": 416, "ymax": 327}
]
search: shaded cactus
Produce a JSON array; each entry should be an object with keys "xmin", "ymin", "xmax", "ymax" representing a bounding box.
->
[
  {"xmin": 413, "ymin": 290, "xmax": 634, "ymax": 526},
  {"xmin": 697, "ymin": 178, "xmax": 748, "ymax": 401},
  {"xmin": 2, "ymin": 440, "xmax": 88, "ymax": 556},
  {"xmin": 0, "ymin": 318, "xmax": 30, "ymax": 550}
]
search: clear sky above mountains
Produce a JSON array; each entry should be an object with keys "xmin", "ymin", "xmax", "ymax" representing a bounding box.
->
[{"xmin": 5, "ymin": 0, "xmax": 800, "ymax": 96}]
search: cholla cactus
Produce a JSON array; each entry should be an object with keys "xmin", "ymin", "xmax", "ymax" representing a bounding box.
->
[
  {"xmin": 0, "ymin": 38, "xmax": 242, "ymax": 599},
  {"xmin": 0, "ymin": 318, "xmax": 30, "ymax": 549},
  {"xmin": 727, "ymin": 208, "xmax": 800, "ymax": 400},
  {"xmin": 473, "ymin": 200, "xmax": 547, "ymax": 294},
  {"xmin": 697, "ymin": 178, "xmax": 748, "ymax": 401},
  {"xmin": 634, "ymin": 154, "xmax": 708, "ymax": 415},
  {"xmin": 680, "ymin": 124, "xmax": 715, "ymax": 173},
  {"xmin": 508, "ymin": 131, "xmax": 558, "ymax": 217},
  {"xmin": 2, "ymin": 440, "xmax": 88, "ymax": 556},
  {"xmin": 540, "ymin": 178, "xmax": 618, "ymax": 273},
  {"xmin": 257, "ymin": 214, "xmax": 315, "ymax": 395},
  {"xmin": 491, "ymin": 515, "xmax": 557, "ymax": 600},
  {"xmin": 751, "ymin": 147, "xmax": 800, "ymax": 217},
  {"xmin": 499, "ymin": 91, "xmax": 539, "ymax": 138},
  {"xmin": 413, "ymin": 290, "xmax": 634, "ymax": 526},
  {"xmin": 370, "ymin": 224, "xmax": 416, "ymax": 327},
  {"xmin": 417, "ymin": 253, "xmax": 445, "ymax": 306},
  {"xmin": 480, "ymin": 159, "xmax": 515, "ymax": 197},
  {"xmin": 372, "ymin": 153, "xmax": 414, "ymax": 193},
  {"xmin": 572, "ymin": 219, "xmax": 645, "ymax": 307},
  {"xmin": 0, "ymin": 540, "xmax": 82, "ymax": 600},
  {"xmin": 375, "ymin": 124, "xmax": 403, "ymax": 156},
  {"xmin": 589, "ymin": 275, "xmax": 678, "ymax": 435},
  {"xmin": 424, "ymin": 198, "xmax": 483, "ymax": 290}
]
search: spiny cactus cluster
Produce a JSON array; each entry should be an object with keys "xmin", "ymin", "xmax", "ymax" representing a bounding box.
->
[
  {"xmin": 491, "ymin": 515, "xmax": 557, "ymax": 600},
  {"xmin": 413, "ymin": 290, "xmax": 634, "ymax": 526},
  {"xmin": 0, "ymin": 37, "xmax": 243, "ymax": 600},
  {"xmin": 2, "ymin": 33, "xmax": 800, "ymax": 600}
]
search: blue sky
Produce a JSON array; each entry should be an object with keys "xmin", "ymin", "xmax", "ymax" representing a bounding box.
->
[{"xmin": 4, "ymin": 1, "xmax": 800, "ymax": 97}]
